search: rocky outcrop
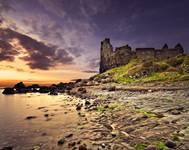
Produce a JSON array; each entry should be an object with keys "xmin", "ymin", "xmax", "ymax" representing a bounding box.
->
[{"xmin": 100, "ymin": 38, "xmax": 184, "ymax": 73}]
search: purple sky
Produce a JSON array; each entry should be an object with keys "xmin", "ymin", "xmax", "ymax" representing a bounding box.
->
[{"xmin": 0, "ymin": 0, "xmax": 189, "ymax": 73}]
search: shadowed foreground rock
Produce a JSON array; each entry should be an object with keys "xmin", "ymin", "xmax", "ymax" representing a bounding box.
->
[{"xmin": 2, "ymin": 88, "xmax": 15, "ymax": 95}]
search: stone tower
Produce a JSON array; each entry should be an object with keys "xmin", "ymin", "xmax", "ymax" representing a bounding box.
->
[{"xmin": 99, "ymin": 38, "xmax": 113, "ymax": 73}]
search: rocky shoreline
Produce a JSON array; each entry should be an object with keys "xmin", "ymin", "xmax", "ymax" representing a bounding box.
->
[{"xmin": 2, "ymin": 78, "xmax": 189, "ymax": 150}]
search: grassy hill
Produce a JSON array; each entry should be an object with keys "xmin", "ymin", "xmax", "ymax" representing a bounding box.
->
[{"xmin": 97, "ymin": 54, "xmax": 189, "ymax": 84}]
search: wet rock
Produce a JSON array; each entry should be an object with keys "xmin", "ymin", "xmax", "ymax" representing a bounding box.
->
[
  {"xmin": 145, "ymin": 145, "xmax": 157, "ymax": 150},
  {"xmin": 49, "ymin": 91, "xmax": 58, "ymax": 95},
  {"xmin": 1, "ymin": 146, "xmax": 13, "ymax": 150},
  {"xmin": 14, "ymin": 82, "xmax": 25, "ymax": 89},
  {"xmin": 25, "ymin": 116, "xmax": 37, "ymax": 120},
  {"xmin": 165, "ymin": 140, "xmax": 177, "ymax": 148},
  {"xmin": 79, "ymin": 144, "xmax": 87, "ymax": 150},
  {"xmin": 57, "ymin": 138, "xmax": 65, "ymax": 145},
  {"xmin": 101, "ymin": 143, "xmax": 106, "ymax": 148},
  {"xmin": 39, "ymin": 87, "xmax": 50, "ymax": 93},
  {"xmin": 2, "ymin": 88, "xmax": 15, "ymax": 95}
]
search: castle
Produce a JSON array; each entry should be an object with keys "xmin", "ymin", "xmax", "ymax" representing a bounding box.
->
[{"xmin": 100, "ymin": 38, "xmax": 184, "ymax": 73}]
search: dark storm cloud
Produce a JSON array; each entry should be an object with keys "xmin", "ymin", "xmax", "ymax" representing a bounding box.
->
[
  {"xmin": 0, "ymin": 28, "xmax": 73, "ymax": 70},
  {"xmin": 0, "ymin": 40, "xmax": 18, "ymax": 61}
]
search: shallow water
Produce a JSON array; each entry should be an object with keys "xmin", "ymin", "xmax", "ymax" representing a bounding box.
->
[{"xmin": 0, "ymin": 90, "xmax": 80, "ymax": 150}]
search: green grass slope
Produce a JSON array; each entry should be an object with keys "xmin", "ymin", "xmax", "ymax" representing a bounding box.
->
[{"xmin": 98, "ymin": 54, "xmax": 189, "ymax": 84}]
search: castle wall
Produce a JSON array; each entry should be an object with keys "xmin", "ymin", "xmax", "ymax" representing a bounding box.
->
[
  {"xmin": 99, "ymin": 38, "xmax": 184, "ymax": 73},
  {"xmin": 136, "ymin": 48, "xmax": 155, "ymax": 60},
  {"xmin": 155, "ymin": 49, "xmax": 183, "ymax": 59}
]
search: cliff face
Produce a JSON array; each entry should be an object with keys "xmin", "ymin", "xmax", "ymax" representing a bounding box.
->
[{"xmin": 99, "ymin": 38, "xmax": 184, "ymax": 73}]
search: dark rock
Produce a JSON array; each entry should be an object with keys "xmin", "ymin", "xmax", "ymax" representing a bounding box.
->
[
  {"xmin": 14, "ymin": 82, "xmax": 25, "ymax": 89},
  {"xmin": 41, "ymin": 132, "xmax": 47, "ymax": 136},
  {"xmin": 78, "ymin": 87, "xmax": 87, "ymax": 94},
  {"xmin": 101, "ymin": 143, "xmax": 106, "ymax": 148},
  {"xmin": 39, "ymin": 86, "xmax": 50, "ymax": 93},
  {"xmin": 1, "ymin": 146, "xmax": 13, "ymax": 150},
  {"xmin": 65, "ymin": 133, "xmax": 73, "ymax": 138},
  {"xmin": 165, "ymin": 140, "xmax": 177, "ymax": 148},
  {"xmin": 37, "ymin": 107, "xmax": 46, "ymax": 110},
  {"xmin": 13, "ymin": 82, "xmax": 28, "ymax": 93},
  {"xmin": 68, "ymin": 142, "xmax": 76, "ymax": 147},
  {"xmin": 171, "ymin": 110, "xmax": 181, "ymax": 115},
  {"xmin": 108, "ymin": 86, "xmax": 116, "ymax": 91},
  {"xmin": 49, "ymin": 91, "xmax": 58, "ymax": 95},
  {"xmin": 57, "ymin": 138, "xmax": 65, "ymax": 145},
  {"xmin": 44, "ymin": 114, "xmax": 49, "ymax": 117},
  {"xmin": 104, "ymin": 105, "xmax": 109, "ymax": 108},
  {"xmin": 85, "ymin": 100, "xmax": 91, "ymax": 105},
  {"xmin": 2, "ymin": 88, "xmax": 15, "ymax": 95},
  {"xmin": 79, "ymin": 144, "xmax": 87, "ymax": 150},
  {"xmin": 25, "ymin": 116, "xmax": 37, "ymax": 120},
  {"xmin": 76, "ymin": 103, "xmax": 82, "ymax": 111}
]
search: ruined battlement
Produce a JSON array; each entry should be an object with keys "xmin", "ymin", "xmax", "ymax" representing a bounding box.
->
[{"xmin": 100, "ymin": 38, "xmax": 184, "ymax": 73}]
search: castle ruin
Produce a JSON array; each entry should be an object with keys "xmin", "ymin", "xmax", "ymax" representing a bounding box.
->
[{"xmin": 100, "ymin": 38, "xmax": 184, "ymax": 73}]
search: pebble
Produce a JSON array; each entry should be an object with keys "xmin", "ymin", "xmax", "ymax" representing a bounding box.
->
[
  {"xmin": 79, "ymin": 144, "xmax": 87, "ymax": 150},
  {"xmin": 44, "ymin": 114, "xmax": 49, "ymax": 117},
  {"xmin": 57, "ymin": 138, "xmax": 65, "ymax": 145},
  {"xmin": 68, "ymin": 142, "xmax": 76, "ymax": 147},
  {"xmin": 165, "ymin": 140, "xmax": 177, "ymax": 148},
  {"xmin": 25, "ymin": 116, "xmax": 37, "ymax": 120},
  {"xmin": 65, "ymin": 133, "xmax": 73, "ymax": 138}
]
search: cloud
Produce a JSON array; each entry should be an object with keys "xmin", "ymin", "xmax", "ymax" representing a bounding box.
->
[
  {"xmin": 79, "ymin": 0, "xmax": 111, "ymax": 18},
  {"xmin": 0, "ymin": 40, "xmax": 18, "ymax": 61},
  {"xmin": 0, "ymin": 28, "xmax": 73, "ymax": 70},
  {"xmin": 0, "ymin": 0, "xmax": 15, "ymax": 25},
  {"xmin": 0, "ymin": 64, "xmax": 35, "ymax": 73},
  {"xmin": 38, "ymin": 0, "xmax": 66, "ymax": 18},
  {"xmin": 87, "ymin": 57, "xmax": 100, "ymax": 70}
]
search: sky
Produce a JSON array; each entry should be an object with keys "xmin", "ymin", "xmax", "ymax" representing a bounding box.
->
[{"xmin": 0, "ymin": 0, "xmax": 189, "ymax": 86}]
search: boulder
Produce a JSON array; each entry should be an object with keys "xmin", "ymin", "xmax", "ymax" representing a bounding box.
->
[
  {"xmin": 165, "ymin": 140, "xmax": 176, "ymax": 148},
  {"xmin": 14, "ymin": 82, "xmax": 25, "ymax": 89},
  {"xmin": 108, "ymin": 86, "xmax": 116, "ymax": 91},
  {"xmin": 2, "ymin": 88, "xmax": 15, "ymax": 95}
]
